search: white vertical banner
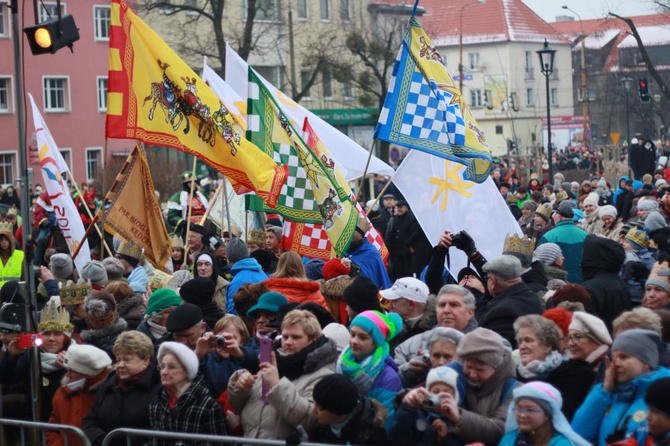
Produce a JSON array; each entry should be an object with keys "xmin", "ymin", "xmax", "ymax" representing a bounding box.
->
[{"xmin": 28, "ymin": 93, "xmax": 91, "ymax": 272}]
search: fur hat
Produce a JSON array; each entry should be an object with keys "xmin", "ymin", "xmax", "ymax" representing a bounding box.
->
[
  {"xmin": 102, "ymin": 257, "xmax": 125, "ymax": 280},
  {"xmin": 638, "ymin": 198, "xmax": 659, "ymax": 212},
  {"xmin": 84, "ymin": 290, "xmax": 118, "ymax": 328},
  {"xmin": 81, "ymin": 261, "xmax": 108, "ymax": 287},
  {"xmin": 158, "ymin": 341, "xmax": 199, "ymax": 381},
  {"xmin": 64, "ymin": 344, "xmax": 111, "ymax": 376},
  {"xmin": 342, "ymin": 276, "xmax": 382, "ymax": 314},
  {"xmin": 226, "ymin": 238, "xmax": 249, "ymax": 264},
  {"xmin": 146, "ymin": 288, "xmax": 182, "ymax": 319},
  {"xmin": 569, "ymin": 311, "xmax": 611, "ymax": 345},
  {"xmin": 165, "ymin": 303, "xmax": 203, "ymax": 333},
  {"xmin": 482, "ymin": 255, "xmax": 522, "ymax": 280},
  {"xmin": 426, "ymin": 367, "xmax": 460, "ymax": 402},
  {"xmin": 457, "ymin": 328, "xmax": 504, "ymax": 368},
  {"xmin": 313, "ymin": 374, "xmax": 359, "ymax": 415},
  {"xmin": 598, "ymin": 205, "xmax": 617, "ymax": 219},
  {"xmin": 532, "ymin": 243, "xmax": 562, "ymax": 267},
  {"xmin": 50, "ymin": 253, "xmax": 73, "ymax": 279},
  {"xmin": 583, "ymin": 193, "xmax": 599, "ymax": 208},
  {"xmin": 349, "ymin": 310, "xmax": 402, "ymax": 347},
  {"xmin": 612, "ymin": 329, "xmax": 662, "ymax": 369}
]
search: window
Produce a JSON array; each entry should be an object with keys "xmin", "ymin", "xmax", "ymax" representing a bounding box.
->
[
  {"xmin": 526, "ymin": 88, "xmax": 534, "ymax": 107},
  {"xmin": 43, "ymin": 77, "xmax": 70, "ymax": 112},
  {"xmin": 97, "ymin": 76, "xmax": 108, "ymax": 112},
  {"xmin": 342, "ymin": 78, "xmax": 353, "ymax": 99},
  {"xmin": 469, "ymin": 89, "xmax": 482, "ymax": 108},
  {"xmin": 524, "ymin": 51, "xmax": 534, "ymax": 78},
  {"xmin": 0, "ymin": 2, "xmax": 9, "ymax": 37},
  {"xmin": 577, "ymin": 87, "xmax": 596, "ymax": 102},
  {"xmin": 93, "ymin": 5, "xmax": 110, "ymax": 41},
  {"xmin": 184, "ymin": 0, "xmax": 199, "ymax": 16},
  {"xmin": 86, "ymin": 148, "xmax": 102, "ymax": 181},
  {"xmin": 247, "ymin": 0, "xmax": 279, "ymax": 22},
  {"xmin": 320, "ymin": 0, "xmax": 329, "ymax": 21},
  {"xmin": 59, "ymin": 149, "xmax": 72, "ymax": 174},
  {"xmin": 323, "ymin": 70, "xmax": 333, "ymax": 99},
  {"xmin": 300, "ymin": 69, "xmax": 312, "ymax": 100},
  {"xmin": 297, "ymin": 0, "xmax": 307, "ymax": 19},
  {"xmin": 550, "ymin": 87, "xmax": 558, "ymax": 107},
  {"xmin": 495, "ymin": 125, "xmax": 503, "ymax": 135},
  {"xmin": 39, "ymin": 2, "xmax": 65, "ymax": 22},
  {"xmin": 159, "ymin": 0, "xmax": 173, "ymax": 14},
  {"xmin": 254, "ymin": 66, "xmax": 283, "ymax": 88},
  {"xmin": 0, "ymin": 153, "xmax": 15, "ymax": 184},
  {"xmin": 340, "ymin": 0, "xmax": 349, "ymax": 22},
  {"xmin": 0, "ymin": 77, "xmax": 12, "ymax": 113},
  {"xmin": 467, "ymin": 52, "xmax": 480, "ymax": 71}
]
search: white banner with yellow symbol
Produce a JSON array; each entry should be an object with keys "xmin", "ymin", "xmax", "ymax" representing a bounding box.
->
[{"xmin": 392, "ymin": 150, "xmax": 521, "ymax": 278}]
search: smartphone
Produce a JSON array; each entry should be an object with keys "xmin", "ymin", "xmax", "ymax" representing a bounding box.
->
[
  {"xmin": 260, "ymin": 337, "xmax": 272, "ymax": 404},
  {"xmin": 17, "ymin": 333, "xmax": 42, "ymax": 349}
]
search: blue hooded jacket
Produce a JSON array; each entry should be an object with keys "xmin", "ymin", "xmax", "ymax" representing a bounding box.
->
[{"xmin": 226, "ymin": 257, "xmax": 268, "ymax": 304}]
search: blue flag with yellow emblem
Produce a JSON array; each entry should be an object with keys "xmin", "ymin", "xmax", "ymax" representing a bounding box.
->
[{"xmin": 375, "ymin": 16, "xmax": 492, "ymax": 183}]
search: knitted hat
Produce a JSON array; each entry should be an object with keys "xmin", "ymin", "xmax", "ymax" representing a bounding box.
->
[
  {"xmin": 379, "ymin": 277, "xmax": 429, "ymax": 304},
  {"xmin": 597, "ymin": 178, "xmax": 608, "ymax": 189},
  {"xmin": 645, "ymin": 377, "xmax": 670, "ymax": 418},
  {"xmin": 322, "ymin": 323, "xmax": 351, "ymax": 353},
  {"xmin": 64, "ymin": 344, "xmax": 111, "ymax": 376},
  {"xmin": 457, "ymin": 328, "xmax": 505, "ymax": 368},
  {"xmin": 426, "ymin": 367, "xmax": 460, "ymax": 402},
  {"xmin": 266, "ymin": 226, "xmax": 283, "ymax": 241},
  {"xmin": 532, "ymin": 243, "xmax": 562, "ymax": 267},
  {"xmin": 81, "ymin": 260, "xmax": 108, "ymax": 287},
  {"xmin": 305, "ymin": 258, "xmax": 326, "ymax": 281},
  {"xmin": 656, "ymin": 179, "xmax": 668, "ymax": 189},
  {"xmin": 145, "ymin": 288, "xmax": 182, "ymax": 319},
  {"xmin": 583, "ymin": 193, "xmax": 599, "ymax": 208},
  {"xmin": 313, "ymin": 374, "xmax": 359, "ymax": 415},
  {"xmin": 569, "ymin": 311, "xmax": 612, "ymax": 345},
  {"xmin": 535, "ymin": 203, "xmax": 553, "ymax": 221},
  {"xmin": 158, "ymin": 341, "xmax": 199, "ymax": 381},
  {"xmin": 102, "ymin": 257, "xmax": 125, "ymax": 280},
  {"xmin": 554, "ymin": 173, "xmax": 565, "ymax": 182},
  {"xmin": 556, "ymin": 200, "xmax": 575, "ymax": 218},
  {"xmin": 598, "ymin": 205, "xmax": 617, "ymax": 219},
  {"xmin": 646, "ymin": 262, "xmax": 670, "ymax": 295},
  {"xmin": 50, "ymin": 253, "xmax": 73, "ymax": 279},
  {"xmin": 84, "ymin": 290, "xmax": 118, "ymax": 328},
  {"xmin": 226, "ymin": 238, "xmax": 249, "ymax": 264},
  {"xmin": 342, "ymin": 276, "xmax": 382, "ymax": 314},
  {"xmin": 611, "ymin": 328, "xmax": 661, "ymax": 369},
  {"xmin": 645, "ymin": 211, "xmax": 668, "ymax": 232},
  {"xmin": 165, "ymin": 303, "xmax": 203, "ymax": 333},
  {"xmin": 482, "ymin": 255, "xmax": 522, "ymax": 280},
  {"xmin": 571, "ymin": 181, "xmax": 580, "ymax": 190},
  {"xmin": 322, "ymin": 258, "xmax": 352, "ymax": 281},
  {"xmin": 522, "ymin": 201, "xmax": 538, "ymax": 212},
  {"xmin": 542, "ymin": 307, "xmax": 572, "ymax": 336},
  {"xmin": 638, "ymin": 198, "xmax": 659, "ymax": 212},
  {"xmin": 349, "ymin": 310, "xmax": 402, "ymax": 347},
  {"xmin": 247, "ymin": 292, "xmax": 288, "ymax": 318},
  {"xmin": 179, "ymin": 278, "xmax": 215, "ymax": 307}
]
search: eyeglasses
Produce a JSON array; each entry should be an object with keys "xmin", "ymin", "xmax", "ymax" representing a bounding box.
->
[
  {"xmin": 564, "ymin": 334, "xmax": 589, "ymax": 343},
  {"xmin": 513, "ymin": 406, "xmax": 544, "ymax": 415}
]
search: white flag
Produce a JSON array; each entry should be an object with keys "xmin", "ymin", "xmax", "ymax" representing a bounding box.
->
[
  {"xmin": 206, "ymin": 178, "xmax": 264, "ymax": 238},
  {"xmin": 28, "ymin": 93, "xmax": 91, "ymax": 273},
  {"xmin": 392, "ymin": 150, "xmax": 521, "ymax": 277}
]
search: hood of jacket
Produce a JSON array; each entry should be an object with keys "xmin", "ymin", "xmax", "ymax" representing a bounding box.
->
[
  {"xmin": 231, "ymin": 257, "xmax": 264, "ymax": 273},
  {"xmin": 265, "ymin": 277, "xmax": 321, "ymax": 293},
  {"xmin": 521, "ymin": 261, "xmax": 548, "ymax": 288},
  {"xmin": 582, "ymin": 234, "xmax": 625, "ymax": 279}
]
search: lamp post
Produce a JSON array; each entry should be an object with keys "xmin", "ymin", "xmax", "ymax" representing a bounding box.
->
[
  {"xmin": 458, "ymin": 0, "xmax": 486, "ymax": 93},
  {"xmin": 562, "ymin": 5, "xmax": 589, "ymax": 150},
  {"xmin": 621, "ymin": 76, "xmax": 633, "ymax": 176},
  {"xmin": 537, "ymin": 39, "xmax": 556, "ymax": 181}
]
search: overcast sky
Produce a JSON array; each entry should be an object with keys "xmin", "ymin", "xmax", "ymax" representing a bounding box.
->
[{"xmin": 521, "ymin": 0, "xmax": 661, "ymax": 22}]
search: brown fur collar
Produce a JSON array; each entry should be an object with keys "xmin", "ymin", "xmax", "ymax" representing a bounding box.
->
[{"xmin": 320, "ymin": 276, "xmax": 353, "ymax": 300}]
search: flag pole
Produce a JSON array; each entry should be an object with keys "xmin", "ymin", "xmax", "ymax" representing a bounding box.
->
[
  {"xmin": 356, "ymin": 139, "xmax": 377, "ymax": 201},
  {"xmin": 222, "ymin": 177, "xmax": 233, "ymax": 238},
  {"xmin": 197, "ymin": 180, "xmax": 223, "ymax": 226},
  {"xmin": 101, "ymin": 138, "xmax": 109, "ymax": 258},
  {"xmin": 69, "ymin": 177, "xmax": 113, "ymax": 258},
  {"xmin": 365, "ymin": 179, "xmax": 393, "ymax": 218},
  {"xmin": 73, "ymin": 214, "xmax": 100, "ymax": 260},
  {"xmin": 182, "ymin": 156, "xmax": 199, "ymax": 263}
]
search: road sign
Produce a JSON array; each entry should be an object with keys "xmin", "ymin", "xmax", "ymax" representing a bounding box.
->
[{"xmin": 610, "ymin": 132, "xmax": 621, "ymax": 146}]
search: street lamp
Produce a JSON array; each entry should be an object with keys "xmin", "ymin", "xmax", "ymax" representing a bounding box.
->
[
  {"xmin": 621, "ymin": 75, "xmax": 633, "ymax": 176},
  {"xmin": 458, "ymin": 0, "xmax": 486, "ymax": 93},
  {"xmin": 562, "ymin": 5, "xmax": 589, "ymax": 150},
  {"xmin": 537, "ymin": 39, "xmax": 556, "ymax": 180}
]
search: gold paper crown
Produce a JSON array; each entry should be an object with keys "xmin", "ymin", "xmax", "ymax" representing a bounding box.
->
[
  {"xmin": 38, "ymin": 297, "xmax": 74, "ymax": 333},
  {"xmin": 117, "ymin": 239, "xmax": 143, "ymax": 260},
  {"xmin": 535, "ymin": 203, "xmax": 553, "ymax": 220},
  {"xmin": 503, "ymin": 233, "xmax": 535, "ymax": 257},
  {"xmin": 356, "ymin": 214, "xmax": 370, "ymax": 234},
  {"xmin": 169, "ymin": 233, "xmax": 184, "ymax": 249},
  {"xmin": 247, "ymin": 228, "xmax": 266, "ymax": 245},
  {"xmin": 625, "ymin": 227, "xmax": 649, "ymax": 249},
  {"xmin": 59, "ymin": 279, "xmax": 92, "ymax": 306},
  {"xmin": 148, "ymin": 268, "xmax": 172, "ymax": 291},
  {"xmin": 0, "ymin": 221, "xmax": 13, "ymax": 234}
]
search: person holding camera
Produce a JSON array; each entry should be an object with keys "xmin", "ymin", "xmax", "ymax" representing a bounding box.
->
[{"xmin": 389, "ymin": 367, "xmax": 465, "ymax": 446}]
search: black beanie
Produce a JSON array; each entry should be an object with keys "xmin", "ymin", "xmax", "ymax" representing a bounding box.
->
[
  {"xmin": 179, "ymin": 278, "xmax": 215, "ymax": 307},
  {"xmin": 297, "ymin": 302, "xmax": 336, "ymax": 329},
  {"xmin": 645, "ymin": 377, "xmax": 670, "ymax": 417},
  {"xmin": 342, "ymin": 276, "xmax": 382, "ymax": 314},
  {"xmin": 313, "ymin": 374, "xmax": 359, "ymax": 415},
  {"xmin": 166, "ymin": 303, "xmax": 203, "ymax": 333}
]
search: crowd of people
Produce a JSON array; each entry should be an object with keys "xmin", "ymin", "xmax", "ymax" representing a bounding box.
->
[{"xmin": 1, "ymin": 164, "xmax": 670, "ymax": 446}]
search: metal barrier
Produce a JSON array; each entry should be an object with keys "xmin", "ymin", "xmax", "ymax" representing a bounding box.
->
[
  {"xmin": 102, "ymin": 428, "xmax": 331, "ymax": 446},
  {"xmin": 0, "ymin": 417, "xmax": 91, "ymax": 446}
]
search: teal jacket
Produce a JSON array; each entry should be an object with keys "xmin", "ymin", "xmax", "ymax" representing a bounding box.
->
[
  {"xmin": 499, "ymin": 431, "xmax": 573, "ymax": 446},
  {"xmin": 538, "ymin": 220, "xmax": 587, "ymax": 283}
]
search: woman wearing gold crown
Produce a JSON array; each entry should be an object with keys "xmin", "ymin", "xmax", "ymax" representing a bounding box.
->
[
  {"xmin": 0, "ymin": 296, "xmax": 73, "ymax": 421},
  {"xmin": 0, "ymin": 220, "xmax": 23, "ymax": 289}
]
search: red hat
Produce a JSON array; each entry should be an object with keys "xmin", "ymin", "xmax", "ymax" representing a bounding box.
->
[
  {"xmin": 322, "ymin": 258, "xmax": 351, "ymax": 281},
  {"xmin": 542, "ymin": 307, "xmax": 572, "ymax": 336}
]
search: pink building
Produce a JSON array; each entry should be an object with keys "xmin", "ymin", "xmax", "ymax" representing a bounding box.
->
[{"xmin": 0, "ymin": 1, "xmax": 129, "ymax": 189}]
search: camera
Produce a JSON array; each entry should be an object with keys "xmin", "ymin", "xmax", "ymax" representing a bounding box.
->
[
  {"xmin": 418, "ymin": 353, "xmax": 431, "ymax": 364},
  {"xmin": 422, "ymin": 394, "xmax": 443, "ymax": 410},
  {"xmin": 211, "ymin": 335, "xmax": 227, "ymax": 348},
  {"xmin": 449, "ymin": 231, "xmax": 464, "ymax": 246},
  {"xmin": 17, "ymin": 333, "xmax": 43, "ymax": 349}
]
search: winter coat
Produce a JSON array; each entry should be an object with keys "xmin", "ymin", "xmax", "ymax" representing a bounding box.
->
[
  {"xmin": 544, "ymin": 265, "xmax": 568, "ymax": 282},
  {"xmin": 621, "ymin": 248, "xmax": 657, "ymax": 305},
  {"xmin": 148, "ymin": 375, "xmax": 227, "ymax": 445},
  {"xmin": 521, "ymin": 261, "xmax": 549, "ymax": 297},
  {"xmin": 538, "ymin": 220, "xmax": 588, "ymax": 284},
  {"xmin": 47, "ymin": 371, "xmax": 109, "ymax": 446},
  {"xmin": 264, "ymin": 277, "xmax": 328, "ymax": 308},
  {"xmin": 364, "ymin": 355, "xmax": 402, "ymax": 427},
  {"xmin": 613, "ymin": 176, "xmax": 630, "ymax": 206},
  {"xmin": 579, "ymin": 211, "xmax": 604, "ymax": 235},
  {"xmin": 372, "ymin": 207, "xmax": 393, "ymax": 240},
  {"xmin": 227, "ymin": 336, "xmax": 338, "ymax": 440},
  {"xmin": 212, "ymin": 275, "xmax": 231, "ymax": 314},
  {"xmin": 80, "ymin": 319, "xmax": 128, "ymax": 361},
  {"xmin": 388, "ymin": 403, "xmax": 466, "ymax": 446},
  {"xmin": 310, "ymin": 397, "xmax": 387, "ymax": 445},
  {"xmin": 597, "ymin": 218, "xmax": 625, "ymax": 242},
  {"xmin": 581, "ymin": 235, "xmax": 632, "ymax": 332},
  {"xmin": 200, "ymin": 350, "xmax": 243, "ymax": 398},
  {"xmin": 499, "ymin": 430, "xmax": 574, "ymax": 446},
  {"xmin": 478, "ymin": 281, "xmax": 543, "ymax": 348},
  {"xmin": 83, "ymin": 363, "xmax": 162, "ymax": 446},
  {"xmin": 226, "ymin": 258, "xmax": 268, "ymax": 305},
  {"xmin": 116, "ymin": 295, "xmax": 146, "ymax": 330},
  {"xmin": 572, "ymin": 367, "xmax": 670, "ymax": 446},
  {"xmin": 516, "ymin": 359, "xmax": 594, "ymax": 421},
  {"xmin": 320, "ymin": 276, "xmax": 354, "ymax": 325},
  {"xmin": 347, "ymin": 238, "xmax": 392, "ymax": 289}
]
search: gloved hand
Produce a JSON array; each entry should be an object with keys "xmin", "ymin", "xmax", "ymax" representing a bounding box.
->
[{"xmin": 452, "ymin": 230, "xmax": 477, "ymax": 256}]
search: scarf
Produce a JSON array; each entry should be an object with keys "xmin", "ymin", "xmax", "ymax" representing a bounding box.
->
[
  {"xmin": 276, "ymin": 335, "xmax": 328, "ymax": 381},
  {"xmin": 117, "ymin": 368, "xmax": 147, "ymax": 392},
  {"xmin": 336, "ymin": 343, "xmax": 389, "ymax": 394},
  {"xmin": 41, "ymin": 351, "xmax": 61, "ymax": 374},
  {"xmin": 517, "ymin": 350, "xmax": 564, "ymax": 380},
  {"xmin": 585, "ymin": 344, "xmax": 609, "ymax": 367},
  {"xmin": 147, "ymin": 320, "xmax": 168, "ymax": 339}
]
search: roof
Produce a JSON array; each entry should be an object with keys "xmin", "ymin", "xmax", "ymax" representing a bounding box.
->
[{"xmin": 417, "ymin": 0, "xmax": 571, "ymax": 46}]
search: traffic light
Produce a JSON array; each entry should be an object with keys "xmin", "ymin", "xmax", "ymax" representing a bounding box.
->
[
  {"xmin": 638, "ymin": 78, "xmax": 651, "ymax": 103},
  {"xmin": 23, "ymin": 15, "xmax": 80, "ymax": 55}
]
